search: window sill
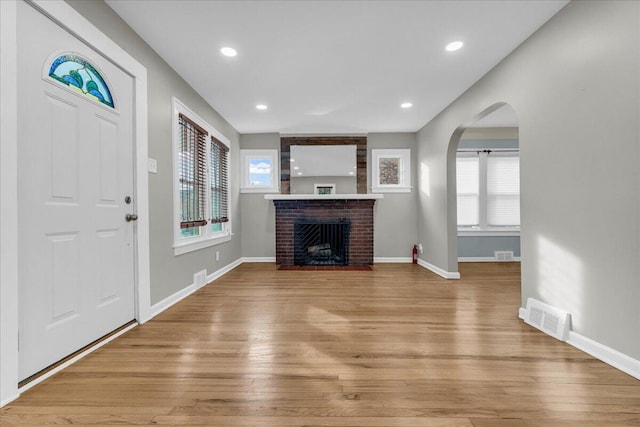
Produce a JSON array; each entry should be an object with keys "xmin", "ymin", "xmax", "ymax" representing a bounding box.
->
[
  {"xmin": 240, "ymin": 187, "xmax": 280, "ymax": 194},
  {"xmin": 174, "ymin": 233, "xmax": 232, "ymax": 256},
  {"xmin": 458, "ymin": 228, "xmax": 520, "ymax": 237},
  {"xmin": 371, "ymin": 186, "xmax": 412, "ymax": 194}
]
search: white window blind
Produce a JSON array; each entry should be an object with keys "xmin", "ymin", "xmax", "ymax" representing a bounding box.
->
[
  {"xmin": 456, "ymin": 156, "xmax": 479, "ymax": 226},
  {"xmin": 487, "ymin": 155, "xmax": 520, "ymax": 226}
]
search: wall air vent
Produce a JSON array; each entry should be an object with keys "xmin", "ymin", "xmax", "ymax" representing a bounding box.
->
[
  {"xmin": 495, "ymin": 251, "xmax": 514, "ymax": 261},
  {"xmin": 523, "ymin": 298, "xmax": 571, "ymax": 341}
]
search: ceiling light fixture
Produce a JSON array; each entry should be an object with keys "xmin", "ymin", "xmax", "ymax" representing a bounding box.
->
[
  {"xmin": 445, "ymin": 41, "xmax": 464, "ymax": 52},
  {"xmin": 293, "ymin": 166, "xmax": 299, "ymax": 170},
  {"xmin": 256, "ymin": 104, "xmax": 268, "ymax": 110},
  {"xmin": 401, "ymin": 102, "xmax": 413, "ymax": 109},
  {"xmin": 220, "ymin": 47, "xmax": 237, "ymax": 57},
  {"xmin": 297, "ymin": 172, "xmax": 303, "ymax": 176}
]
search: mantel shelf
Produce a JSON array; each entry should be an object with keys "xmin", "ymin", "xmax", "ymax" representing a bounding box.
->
[{"xmin": 264, "ymin": 194, "xmax": 384, "ymax": 201}]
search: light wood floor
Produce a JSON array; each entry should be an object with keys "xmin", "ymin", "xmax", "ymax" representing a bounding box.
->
[{"xmin": 2, "ymin": 263, "xmax": 639, "ymax": 426}]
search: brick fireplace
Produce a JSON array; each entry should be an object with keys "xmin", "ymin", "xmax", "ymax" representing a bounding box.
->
[{"xmin": 268, "ymin": 195, "xmax": 382, "ymax": 266}]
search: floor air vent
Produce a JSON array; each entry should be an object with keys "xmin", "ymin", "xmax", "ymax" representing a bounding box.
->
[{"xmin": 523, "ymin": 298, "xmax": 571, "ymax": 341}]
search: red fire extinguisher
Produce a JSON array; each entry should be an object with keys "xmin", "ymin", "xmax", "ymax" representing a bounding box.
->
[{"xmin": 412, "ymin": 245, "xmax": 418, "ymax": 264}]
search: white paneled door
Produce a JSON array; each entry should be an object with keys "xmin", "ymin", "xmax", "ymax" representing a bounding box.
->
[{"xmin": 17, "ymin": 2, "xmax": 136, "ymax": 380}]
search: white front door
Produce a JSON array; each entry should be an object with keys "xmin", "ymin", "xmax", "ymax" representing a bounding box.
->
[{"xmin": 17, "ymin": 1, "xmax": 136, "ymax": 380}]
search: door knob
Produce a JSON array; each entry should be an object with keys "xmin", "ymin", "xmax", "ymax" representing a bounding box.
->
[{"xmin": 125, "ymin": 213, "xmax": 138, "ymax": 222}]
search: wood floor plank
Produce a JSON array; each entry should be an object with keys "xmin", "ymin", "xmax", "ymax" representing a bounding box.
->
[{"xmin": 1, "ymin": 262, "xmax": 639, "ymax": 426}]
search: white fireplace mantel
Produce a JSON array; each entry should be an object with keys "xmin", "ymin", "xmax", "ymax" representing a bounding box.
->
[{"xmin": 264, "ymin": 194, "xmax": 384, "ymax": 201}]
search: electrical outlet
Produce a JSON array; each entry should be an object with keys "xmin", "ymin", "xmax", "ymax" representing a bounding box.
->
[
  {"xmin": 418, "ymin": 243, "xmax": 423, "ymax": 254},
  {"xmin": 215, "ymin": 251, "xmax": 220, "ymax": 261}
]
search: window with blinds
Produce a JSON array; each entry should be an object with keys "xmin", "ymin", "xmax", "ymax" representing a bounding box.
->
[
  {"xmin": 173, "ymin": 97, "xmax": 232, "ymax": 255},
  {"xmin": 210, "ymin": 136, "xmax": 229, "ymax": 226},
  {"xmin": 179, "ymin": 113, "xmax": 208, "ymax": 230},
  {"xmin": 487, "ymin": 155, "xmax": 520, "ymax": 226},
  {"xmin": 456, "ymin": 151, "xmax": 520, "ymax": 230},
  {"xmin": 456, "ymin": 156, "xmax": 480, "ymax": 226}
]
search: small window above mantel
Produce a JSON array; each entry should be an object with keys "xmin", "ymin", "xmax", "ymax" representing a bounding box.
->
[{"xmin": 371, "ymin": 149, "xmax": 412, "ymax": 193}]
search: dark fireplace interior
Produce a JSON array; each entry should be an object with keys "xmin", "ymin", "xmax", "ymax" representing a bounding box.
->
[{"xmin": 294, "ymin": 220, "xmax": 350, "ymax": 266}]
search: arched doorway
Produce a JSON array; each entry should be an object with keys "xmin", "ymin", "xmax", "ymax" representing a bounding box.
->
[{"xmin": 447, "ymin": 103, "xmax": 521, "ymax": 274}]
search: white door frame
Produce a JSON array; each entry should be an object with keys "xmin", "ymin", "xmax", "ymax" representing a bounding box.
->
[{"xmin": 0, "ymin": 0, "xmax": 151, "ymax": 406}]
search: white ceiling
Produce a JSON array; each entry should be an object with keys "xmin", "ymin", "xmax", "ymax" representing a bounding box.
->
[{"xmin": 106, "ymin": 0, "xmax": 567, "ymax": 134}]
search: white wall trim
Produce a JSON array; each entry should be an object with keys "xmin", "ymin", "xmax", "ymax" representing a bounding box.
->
[
  {"xmin": 567, "ymin": 331, "xmax": 640, "ymax": 380},
  {"xmin": 242, "ymin": 257, "xmax": 277, "ymax": 263},
  {"xmin": 518, "ymin": 308, "xmax": 640, "ymax": 380},
  {"xmin": 206, "ymin": 258, "xmax": 243, "ymax": 283},
  {"xmin": 150, "ymin": 258, "xmax": 243, "ymax": 319},
  {"xmin": 374, "ymin": 257, "xmax": 412, "ymax": 263},
  {"xmin": 1, "ymin": 0, "xmax": 150, "ymax": 406},
  {"xmin": 458, "ymin": 256, "xmax": 521, "ymax": 262},
  {"xmin": 0, "ymin": 0, "xmax": 19, "ymax": 409},
  {"xmin": 417, "ymin": 258, "xmax": 460, "ymax": 279},
  {"xmin": 17, "ymin": 323, "xmax": 138, "ymax": 396}
]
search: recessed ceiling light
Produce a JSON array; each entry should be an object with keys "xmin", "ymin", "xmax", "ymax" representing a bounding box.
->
[
  {"xmin": 290, "ymin": 158, "xmax": 295, "ymax": 162},
  {"xmin": 445, "ymin": 41, "xmax": 464, "ymax": 52},
  {"xmin": 220, "ymin": 47, "xmax": 237, "ymax": 57},
  {"xmin": 349, "ymin": 172, "xmax": 355, "ymax": 175},
  {"xmin": 293, "ymin": 166, "xmax": 299, "ymax": 170},
  {"xmin": 297, "ymin": 172, "xmax": 303, "ymax": 176},
  {"xmin": 401, "ymin": 102, "xmax": 413, "ymax": 109},
  {"xmin": 256, "ymin": 104, "xmax": 268, "ymax": 110}
]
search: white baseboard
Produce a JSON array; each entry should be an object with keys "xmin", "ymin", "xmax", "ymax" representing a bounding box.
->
[
  {"xmin": 150, "ymin": 258, "xmax": 243, "ymax": 319},
  {"xmin": 459, "ymin": 256, "xmax": 521, "ymax": 262},
  {"xmin": 417, "ymin": 258, "xmax": 460, "ymax": 279},
  {"xmin": 1, "ymin": 394, "xmax": 20, "ymax": 408},
  {"xmin": 207, "ymin": 258, "xmax": 243, "ymax": 282},
  {"xmin": 17, "ymin": 322, "xmax": 138, "ymax": 396},
  {"xmin": 567, "ymin": 331, "xmax": 640, "ymax": 380},
  {"xmin": 242, "ymin": 257, "xmax": 276, "ymax": 263},
  {"xmin": 518, "ymin": 307, "xmax": 640, "ymax": 380},
  {"xmin": 374, "ymin": 257, "xmax": 412, "ymax": 263}
]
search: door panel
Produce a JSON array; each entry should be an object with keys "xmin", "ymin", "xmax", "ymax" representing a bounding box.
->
[{"xmin": 17, "ymin": 1, "xmax": 135, "ymax": 380}]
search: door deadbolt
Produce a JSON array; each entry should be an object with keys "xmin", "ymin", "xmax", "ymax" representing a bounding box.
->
[
  {"xmin": 124, "ymin": 196, "xmax": 132, "ymax": 204},
  {"xmin": 125, "ymin": 213, "xmax": 138, "ymax": 222}
]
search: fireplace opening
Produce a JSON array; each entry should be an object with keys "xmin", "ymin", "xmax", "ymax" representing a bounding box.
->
[{"xmin": 294, "ymin": 219, "xmax": 350, "ymax": 266}]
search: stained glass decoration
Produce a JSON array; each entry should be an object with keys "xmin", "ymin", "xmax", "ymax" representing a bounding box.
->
[{"xmin": 48, "ymin": 55, "xmax": 114, "ymax": 108}]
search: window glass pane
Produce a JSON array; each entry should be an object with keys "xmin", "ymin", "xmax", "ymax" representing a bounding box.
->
[
  {"xmin": 249, "ymin": 157, "xmax": 272, "ymax": 186},
  {"xmin": 180, "ymin": 227, "xmax": 200, "ymax": 238},
  {"xmin": 487, "ymin": 156, "xmax": 520, "ymax": 226},
  {"xmin": 211, "ymin": 223, "xmax": 222, "ymax": 233},
  {"xmin": 456, "ymin": 156, "xmax": 479, "ymax": 226}
]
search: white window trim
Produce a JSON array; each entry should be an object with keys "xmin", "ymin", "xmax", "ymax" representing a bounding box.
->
[
  {"xmin": 456, "ymin": 150, "xmax": 520, "ymax": 235},
  {"xmin": 314, "ymin": 183, "xmax": 336, "ymax": 195},
  {"xmin": 172, "ymin": 97, "xmax": 232, "ymax": 256},
  {"xmin": 239, "ymin": 149, "xmax": 279, "ymax": 193},
  {"xmin": 371, "ymin": 148, "xmax": 412, "ymax": 193}
]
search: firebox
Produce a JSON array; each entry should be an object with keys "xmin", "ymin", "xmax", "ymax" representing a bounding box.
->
[{"xmin": 294, "ymin": 219, "xmax": 350, "ymax": 266}]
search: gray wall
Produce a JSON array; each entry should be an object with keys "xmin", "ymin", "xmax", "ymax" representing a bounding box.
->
[
  {"xmin": 457, "ymin": 137, "xmax": 520, "ymax": 259},
  {"xmin": 291, "ymin": 177, "xmax": 357, "ymax": 194},
  {"xmin": 239, "ymin": 133, "xmax": 418, "ymax": 259},
  {"xmin": 66, "ymin": 0, "xmax": 242, "ymax": 305},
  {"xmin": 239, "ymin": 133, "xmax": 279, "ymax": 258},
  {"xmin": 457, "ymin": 236, "xmax": 520, "ymax": 259},
  {"xmin": 416, "ymin": 1, "xmax": 640, "ymax": 359},
  {"xmin": 368, "ymin": 133, "xmax": 418, "ymax": 258}
]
